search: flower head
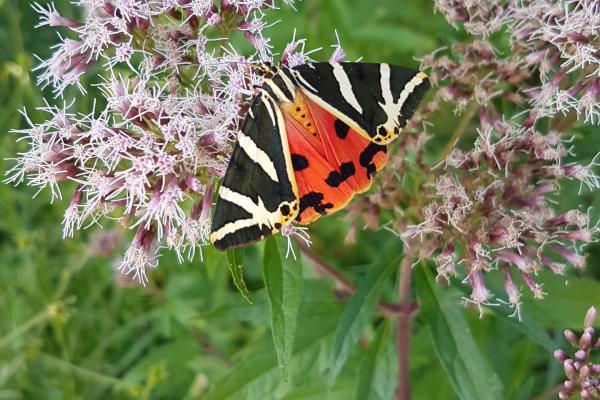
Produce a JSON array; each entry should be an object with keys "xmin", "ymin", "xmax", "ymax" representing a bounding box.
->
[{"xmin": 8, "ymin": 0, "xmax": 347, "ymax": 284}]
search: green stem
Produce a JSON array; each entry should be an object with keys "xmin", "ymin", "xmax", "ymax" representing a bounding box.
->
[
  {"xmin": 0, "ymin": 301, "xmax": 63, "ymax": 350},
  {"xmin": 439, "ymin": 102, "xmax": 478, "ymax": 162},
  {"xmin": 39, "ymin": 353, "xmax": 131, "ymax": 390}
]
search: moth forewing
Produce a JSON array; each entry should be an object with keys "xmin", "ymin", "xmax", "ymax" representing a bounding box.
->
[{"xmin": 209, "ymin": 92, "xmax": 299, "ymax": 250}]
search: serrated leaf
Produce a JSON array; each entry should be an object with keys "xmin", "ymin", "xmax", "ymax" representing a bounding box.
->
[
  {"xmin": 415, "ymin": 266, "xmax": 505, "ymax": 400},
  {"xmin": 329, "ymin": 252, "xmax": 401, "ymax": 383},
  {"xmin": 355, "ymin": 318, "xmax": 396, "ymax": 400},
  {"xmin": 226, "ymin": 248, "xmax": 252, "ymax": 304},
  {"xmin": 262, "ymin": 236, "xmax": 303, "ymax": 382}
]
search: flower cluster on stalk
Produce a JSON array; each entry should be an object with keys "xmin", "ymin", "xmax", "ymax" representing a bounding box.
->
[
  {"xmin": 346, "ymin": 0, "xmax": 600, "ymax": 315},
  {"xmin": 555, "ymin": 307, "xmax": 600, "ymax": 399},
  {"xmin": 7, "ymin": 0, "xmax": 306, "ymax": 284},
  {"xmin": 435, "ymin": 0, "xmax": 600, "ymax": 123}
]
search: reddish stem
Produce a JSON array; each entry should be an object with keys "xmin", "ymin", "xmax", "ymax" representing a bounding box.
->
[{"xmin": 396, "ymin": 254, "xmax": 414, "ymax": 400}]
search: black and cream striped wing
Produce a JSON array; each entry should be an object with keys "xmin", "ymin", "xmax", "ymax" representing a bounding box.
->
[
  {"xmin": 289, "ymin": 62, "xmax": 429, "ymax": 144},
  {"xmin": 209, "ymin": 91, "xmax": 299, "ymax": 251}
]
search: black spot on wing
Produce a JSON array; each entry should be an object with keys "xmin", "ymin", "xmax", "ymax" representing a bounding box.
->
[
  {"xmin": 299, "ymin": 192, "xmax": 334, "ymax": 215},
  {"xmin": 334, "ymin": 119, "xmax": 350, "ymax": 139},
  {"xmin": 325, "ymin": 162, "xmax": 356, "ymax": 187},
  {"xmin": 291, "ymin": 154, "xmax": 309, "ymax": 171},
  {"xmin": 359, "ymin": 143, "xmax": 387, "ymax": 179}
]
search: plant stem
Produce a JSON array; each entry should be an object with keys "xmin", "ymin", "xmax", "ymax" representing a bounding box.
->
[
  {"xmin": 40, "ymin": 352, "xmax": 129, "ymax": 390},
  {"xmin": 0, "ymin": 301, "xmax": 64, "ymax": 350},
  {"xmin": 297, "ymin": 240, "xmax": 417, "ymax": 316},
  {"xmin": 396, "ymin": 254, "xmax": 414, "ymax": 400},
  {"xmin": 439, "ymin": 102, "xmax": 478, "ymax": 162}
]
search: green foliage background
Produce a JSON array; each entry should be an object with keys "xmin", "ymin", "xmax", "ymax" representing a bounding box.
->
[{"xmin": 0, "ymin": 1, "xmax": 599, "ymax": 399}]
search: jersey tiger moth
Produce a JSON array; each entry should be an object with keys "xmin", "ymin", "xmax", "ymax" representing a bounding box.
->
[{"xmin": 209, "ymin": 62, "xmax": 430, "ymax": 250}]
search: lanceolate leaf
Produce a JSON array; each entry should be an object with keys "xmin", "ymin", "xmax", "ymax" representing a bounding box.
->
[
  {"xmin": 415, "ymin": 266, "xmax": 505, "ymax": 400},
  {"xmin": 329, "ymin": 251, "xmax": 401, "ymax": 383},
  {"xmin": 202, "ymin": 299, "xmax": 341, "ymax": 400},
  {"xmin": 226, "ymin": 248, "xmax": 252, "ymax": 304},
  {"xmin": 355, "ymin": 318, "xmax": 396, "ymax": 400},
  {"xmin": 262, "ymin": 236, "xmax": 303, "ymax": 382}
]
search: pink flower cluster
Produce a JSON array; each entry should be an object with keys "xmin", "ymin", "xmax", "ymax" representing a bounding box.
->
[
  {"xmin": 435, "ymin": 0, "xmax": 600, "ymax": 124},
  {"xmin": 7, "ymin": 0, "xmax": 301, "ymax": 284},
  {"xmin": 405, "ymin": 121, "xmax": 598, "ymax": 315},
  {"xmin": 345, "ymin": 0, "xmax": 599, "ymax": 315}
]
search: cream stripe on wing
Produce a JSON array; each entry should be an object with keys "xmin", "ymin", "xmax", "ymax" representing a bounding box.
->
[
  {"xmin": 397, "ymin": 71, "xmax": 428, "ymax": 109},
  {"xmin": 263, "ymin": 78, "xmax": 294, "ymax": 103},
  {"xmin": 237, "ymin": 131, "xmax": 279, "ymax": 182},
  {"xmin": 331, "ymin": 63, "xmax": 363, "ymax": 114},
  {"xmin": 279, "ymin": 70, "xmax": 297, "ymax": 100},
  {"xmin": 209, "ymin": 186, "xmax": 278, "ymax": 243},
  {"xmin": 210, "ymin": 217, "xmax": 262, "ymax": 243},
  {"xmin": 378, "ymin": 66, "xmax": 427, "ymax": 133},
  {"xmin": 380, "ymin": 64, "xmax": 394, "ymax": 108}
]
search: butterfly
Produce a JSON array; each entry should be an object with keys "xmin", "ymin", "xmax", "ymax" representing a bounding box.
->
[{"xmin": 209, "ymin": 62, "xmax": 430, "ymax": 250}]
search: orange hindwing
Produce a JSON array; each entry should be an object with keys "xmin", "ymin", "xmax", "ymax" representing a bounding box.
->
[{"xmin": 281, "ymin": 93, "xmax": 389, "ymax": 224}]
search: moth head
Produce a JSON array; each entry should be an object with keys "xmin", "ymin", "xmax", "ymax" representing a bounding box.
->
[
  {"xmin": 272, "ymin": 200, "xmax": 298, "ymax": 232},
  {"xmin": 256, "ymin": 62, "xmax": 278, "ymax": 79}
]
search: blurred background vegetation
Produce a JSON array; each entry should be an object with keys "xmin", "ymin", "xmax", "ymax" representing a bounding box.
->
[{"xmin": 0, "ymin": 0, "xmax": 599, "ymax": 399}]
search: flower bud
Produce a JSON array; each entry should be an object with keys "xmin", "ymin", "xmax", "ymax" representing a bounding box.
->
[
  {"xmin": 575, "ymin": 350, "xmax": 588, "ymax": 362},
  {"xmin": 558, "ymin": 390, "xmax": 570, "ymax": 400},
  {"xmin": 584, "ymin": 307, "xmax": 597, "ymax": 329},
  {"xmin": 580, "ymin": 331, "xmax": 594, "ymax": 351},
  {"xmin": 555, "ymin": 349, "xmax": 569, "ymax": 362},
  {"xmin": 564, "ymin": 379, "xmax": 576, "ymax": 391},
  {"xmin": 565, "ymin": 329, "xmax": 579, "ymax": 347},
  {"xmin": 564, "ymin": 359, "xmax": 577, "ymax": 380}
]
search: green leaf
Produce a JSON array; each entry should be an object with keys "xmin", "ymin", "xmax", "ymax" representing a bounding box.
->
[
  {"xmin": 202, "ymin": 298, "xmax": 342, "ymax": 400},
  {"xmin": 262, "ymin": 236, "xmax": 303, "ymax": 381},
  {"xmin": 352, "ymin": 25, "xmax": 437, "ymax": 53},
  {"xmin": 226, "ymin": 248, "xmax": 252, "ymax": 304},
  {"xmin": 489, "ymin": 307, "xmax": 557, "ymax": 353},
  {"xmin": 355, "ymin": 319, "xmax": 396, "ymax": 400},
  {"xmin": 329, "ymin": 252, "xmax": 400, "ymax": 383},
  {"xmin": 522, "ymin": 272, "xmax": 600, "ymax": 329},
  {"xmin": 415, "ymin": 266, "xmax": 505, "ymax": 400}
]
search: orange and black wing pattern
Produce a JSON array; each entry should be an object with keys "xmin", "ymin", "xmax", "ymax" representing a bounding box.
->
[
  {"xmin": 281, "ymin": 92, "xmax": 389, "ymax": 224},
  {"xmin": 210, "ymin": 62, "xmax": 429, "ymax": 250}
]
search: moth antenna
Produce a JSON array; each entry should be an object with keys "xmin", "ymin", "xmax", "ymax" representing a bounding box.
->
[{"xmin": 282, "ymin": 224, "xmax": 312, "ymax": 260}]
